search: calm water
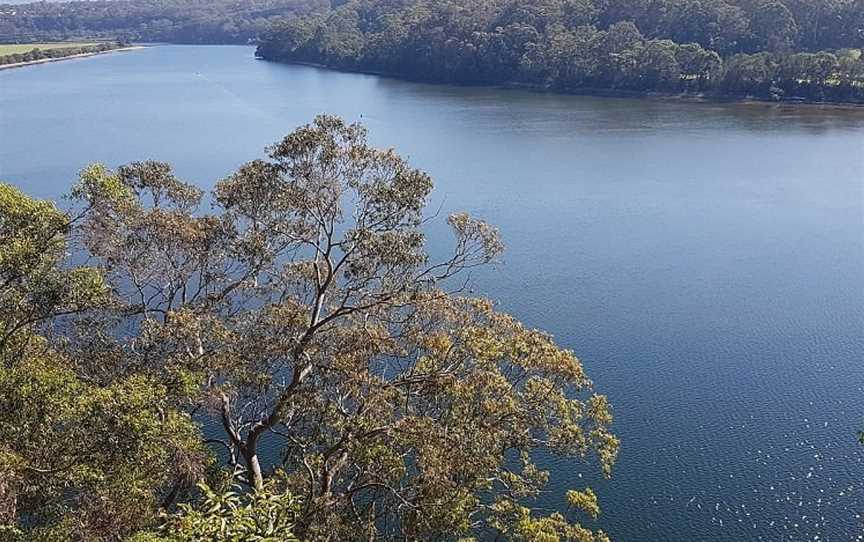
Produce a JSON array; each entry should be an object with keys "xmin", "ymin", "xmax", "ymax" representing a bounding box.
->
[{"xmin": 2, "ymin": 45, "xmax": 863, "ymax": 541}]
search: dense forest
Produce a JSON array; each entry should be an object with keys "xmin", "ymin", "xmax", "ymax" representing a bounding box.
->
[
  {"xmin": 0, "ymin": 41, "xmax": 125, "ymax": 66},
  {"xmin": 0, "ymin": 0, "xmax": 325, "ymax": 44},
  {"xmin": 256, "ymin": 0, "xmax": 864, "ymax": 102}
]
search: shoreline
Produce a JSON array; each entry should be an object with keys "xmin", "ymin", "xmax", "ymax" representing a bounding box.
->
[
  {"xmin": 258, "ymin": 57, "xmax": 864, "ymax": 110},
  {"xmin": 0, "ymin": 45, "xmax": 145, "ymax": 71}
]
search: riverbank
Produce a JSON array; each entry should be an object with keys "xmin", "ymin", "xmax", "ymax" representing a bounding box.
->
[
  {"xmin": 257, "ymin": 57, "xmax": 864, "ymax": 109},
  {"xmin": 505, "ymin": 82, "xmax": 864, "ymax": 109},
  {"xmin": 0, "ymin": 45, "xmax": 144, "ymax": 71}
]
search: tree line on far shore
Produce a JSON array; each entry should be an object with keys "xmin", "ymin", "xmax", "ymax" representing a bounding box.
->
[
  {"xmin": 0, "ymin": 0, "xmax": 325, "ymax": 44},
  {"xmin": 0, "ymin": 41, "xmax": 126, "ymax": 66},
  {"xmin": 255, "ymin": 0, "xmax": 864, "ymax": 103}
]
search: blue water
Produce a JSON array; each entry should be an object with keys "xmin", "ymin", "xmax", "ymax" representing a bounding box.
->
[{"xmin": 2, "ymin": 45, "xmax": 863, "ymax": 541}]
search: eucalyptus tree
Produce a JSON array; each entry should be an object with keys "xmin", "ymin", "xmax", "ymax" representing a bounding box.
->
[
  {"xmin": 0, "ymin": 183, "xmax": 209, "ymax": 541},
  {"xmin": 42, "ymin": 115, "xmax": 618, "ymax": 541}
]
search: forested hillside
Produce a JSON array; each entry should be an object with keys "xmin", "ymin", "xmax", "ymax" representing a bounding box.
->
[
  {"xmin": 256, "ymin": 0, "xmax": 864, "ymax": 102},
  {"xmin": 0, "ymin": 0, "xmax": 326, "ymax": 44}
]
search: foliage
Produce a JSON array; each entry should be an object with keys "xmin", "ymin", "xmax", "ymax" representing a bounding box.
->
[
  {"xmin": 256, "ymin": 0, "xmax": 864, "ymax": 102},
  {"xmin": 0, "ymin": 356, "xmax": 209, "ymax": 541},
  {"xmin": 0, "ymin": 182, "xmax": 107, "ymax": 363},
  {"xmin": 129, "ymin": 482, "xmax": 300, "ymax": 542}
]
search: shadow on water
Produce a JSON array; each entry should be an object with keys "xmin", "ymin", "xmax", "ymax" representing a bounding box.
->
[{"xmin": 359, "ymin": 65, "xmax": 864, "ymax": 135}]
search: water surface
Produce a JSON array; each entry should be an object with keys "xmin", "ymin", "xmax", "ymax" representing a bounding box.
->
[{"xmin": 2, "ymin": 45, "xmax": 863, "ymax": 541}]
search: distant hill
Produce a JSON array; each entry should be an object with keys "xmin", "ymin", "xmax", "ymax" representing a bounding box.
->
[{"xmin": 0, "ymin": 0, "xmax": 327, "ymax": 44}]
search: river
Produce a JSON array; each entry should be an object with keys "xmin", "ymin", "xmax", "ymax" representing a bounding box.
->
[{"xmin": 1, "ymin": 44, "xmax": 863, "ymax": 541}]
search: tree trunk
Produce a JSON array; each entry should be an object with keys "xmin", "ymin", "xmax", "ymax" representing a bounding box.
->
[{"xmin": 242, "ymin": 435, "xmax": 264, "ymax": 492}]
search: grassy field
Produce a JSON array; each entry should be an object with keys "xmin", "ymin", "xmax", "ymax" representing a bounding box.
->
[{"xmin": 0, "ymin": 42, "xmax": 97, "ymax": 55}]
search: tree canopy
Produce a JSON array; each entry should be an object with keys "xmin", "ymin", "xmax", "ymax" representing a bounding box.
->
[
  {"xmin": 1, "ymin": 116, "xmax": 618, "ymax": 541},
  {"xmin": 0, "ymin": 181, "xmax": 209, "ymax": 541},
  {"xmin": 256, "ymin": 0, "xmax": 864, "ymax": 102}
]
